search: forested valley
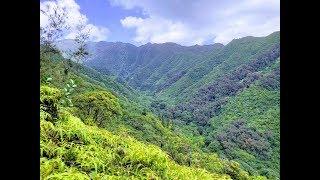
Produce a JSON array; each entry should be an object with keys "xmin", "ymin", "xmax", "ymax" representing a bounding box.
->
[{"xmin": 41, "ymin": 7, "xmax": 279, "ymax": 178}]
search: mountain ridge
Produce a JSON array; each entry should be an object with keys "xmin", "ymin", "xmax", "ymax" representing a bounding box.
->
[{"xmin": 57, "ymin": 30, "xmax": 279, "ymax": 48}]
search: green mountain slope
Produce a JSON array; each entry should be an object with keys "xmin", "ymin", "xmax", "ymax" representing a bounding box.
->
[
  {"xmin": 158, "ymin": 32, "xmax": 280, "ymax": 105},
  {"xmin": 76, "ymin": 32, "xmax": 279, "ymax": 106},
  {"xmin": 208, "ymin": 61, "xmax": 280, "ymax": 178},
  {"xmin": 46, "ymin": 31, "xmax": 280, "ymax": 179},
  {"xmin": 59, "ymin": 41, "xmax": 224, "ymax": 93},
  {"xmin": 162, "ymin": 57, "xmax": 280, "ymax": 179},
  {"xmin": 40, "ymin": 49, "xmax": 265, "ymax": 179}
]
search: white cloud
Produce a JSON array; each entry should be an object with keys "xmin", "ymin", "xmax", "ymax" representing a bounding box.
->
[
  {"xmin": 65, "ymin": 24, "xmax": 110, "ymax": 42},
  {"xmin": 40, "ymin": 0, "xmax": 109, "ymax": 42},
  {"xmin": 109, "ymin": 0, "xmax": 140, "ymax": 10},
  {"xmin": 112, "ymin": 0, "xmax": 280, "ymax": 45},
  {"xmin": 213, "ymin": 16, "xmax": 280, "ymax": 43},
  {"xmin": 120, "ymin": 16, "xmax": 211, "ymax": 45},
  {"xmin": 120, "ymin": 16, "xmax": 144, "ymax": 28}
]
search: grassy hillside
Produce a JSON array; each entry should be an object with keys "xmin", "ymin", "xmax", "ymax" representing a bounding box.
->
[
  {"xmin": 41, "ymin": 98, "xmax": 230, "ymax": 179},
  {"xmin": 40, "ymin": 49, "xmax": 265, "ymax": 179},
  {"xmin": 44, "ymin": 31, "xmax": 280, "ymax": 179}
]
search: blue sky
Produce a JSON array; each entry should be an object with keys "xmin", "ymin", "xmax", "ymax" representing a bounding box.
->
[
  {"xmin": 75, "ymin": 0, "xmax": 145, "ymax": 43},
  {"xmin": 40, "ymin": 0, "xmax": 280, "ymax": 46}
]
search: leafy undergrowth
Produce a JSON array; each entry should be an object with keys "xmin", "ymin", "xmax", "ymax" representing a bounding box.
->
[
  {"xmin": 40, "ymin": 112, "xmax": 228, "ymax": 179},
  {"xmin": 40, "ymin": 85, "xmax": 266, "ymax": 180}
]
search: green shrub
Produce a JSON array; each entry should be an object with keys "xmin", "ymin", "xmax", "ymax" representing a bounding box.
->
[
  {"xmin": 73, "ymin": 91, "xmax": 123, "ymax": 127},
  {"xmin": 40, "ymin": 86, "xmax": 62, "ymax": 121}
]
